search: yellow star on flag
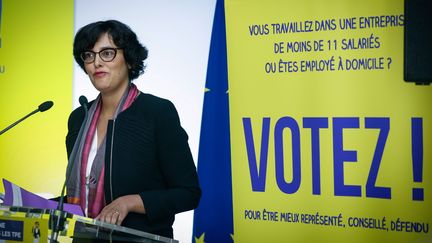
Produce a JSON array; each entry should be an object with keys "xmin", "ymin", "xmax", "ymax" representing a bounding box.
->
[{"xmin": 195, "ymin": 233, "xmax": 205, "ymax": 243}]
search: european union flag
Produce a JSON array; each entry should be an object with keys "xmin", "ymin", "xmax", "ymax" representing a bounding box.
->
[{"xmin": 192, "ymin": 0, "xmax": 233, "ymax": 242}]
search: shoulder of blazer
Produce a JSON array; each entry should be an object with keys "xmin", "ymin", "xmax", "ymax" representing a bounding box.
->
[
  {"xmin": 67, "ymin": 100, "xmax": 96, "ymax": 130},
  {"xmin": 125, "ymin": 92, "xmax": 177, "ymax": 118}
]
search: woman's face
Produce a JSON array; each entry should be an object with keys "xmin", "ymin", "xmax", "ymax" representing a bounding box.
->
[{"xmin": 84, "ymin": 33, "xmax": 130, "ymax": 96}]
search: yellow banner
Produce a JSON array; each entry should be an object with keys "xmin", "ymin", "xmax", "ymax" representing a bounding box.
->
[
  {"xmin": 0, "ymin": 0, "xmax": 73, "ymax": 195},
  {"xmin": 226, "ymin": 0, "xmax": 431, "ymax": 242}
]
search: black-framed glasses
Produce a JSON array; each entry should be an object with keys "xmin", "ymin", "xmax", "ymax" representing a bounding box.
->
[{"xmin": 80, "ymin": 48, "xmax": 122, "ymax": 63}]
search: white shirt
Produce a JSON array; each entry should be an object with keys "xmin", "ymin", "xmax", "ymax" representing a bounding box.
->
[{"xmin": 85, "ymin": 132, "xmax": 98, "ymax": 216}]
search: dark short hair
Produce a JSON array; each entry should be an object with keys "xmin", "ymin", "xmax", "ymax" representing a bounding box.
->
[{"xmin": 73, "ymin": 20, "xmax": 148, "ymax": 81}]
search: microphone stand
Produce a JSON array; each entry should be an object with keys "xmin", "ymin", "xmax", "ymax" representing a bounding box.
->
[
  {"xmin": 0, "ymin": 110, "xmax": 39, "ymax": 135},
  {"xmin": 0, "ymin": 101, "xmax": 53, "ymax": 135},
  {"xmin": 49, "ymin": 97, "xmax": 88, "ymax": 243}
]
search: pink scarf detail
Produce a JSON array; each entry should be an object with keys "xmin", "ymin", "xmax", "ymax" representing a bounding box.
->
[{"xmin": 77, "ymin": 84, "xmax": 139, "ymax": 218}]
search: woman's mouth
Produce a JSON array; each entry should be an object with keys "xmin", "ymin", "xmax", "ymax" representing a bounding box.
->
[{"xmin": 94, "ymin": 71, "xmax": 107, "ymax": 78}]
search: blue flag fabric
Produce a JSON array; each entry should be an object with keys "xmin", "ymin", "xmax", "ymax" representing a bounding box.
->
[{"xmin": 192, "ymin": 0, "xmax": 233, "ymax": 242}]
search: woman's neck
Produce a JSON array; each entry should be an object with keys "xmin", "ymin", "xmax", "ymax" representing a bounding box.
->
[{"xmin": 100, "ymin": 84, "xmax": 129, "ymax": 118}]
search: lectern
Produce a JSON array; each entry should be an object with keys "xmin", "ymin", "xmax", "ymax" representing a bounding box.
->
[{"xmin": 0, "ymin": 205, "xmax": 178, "ymax": 242}]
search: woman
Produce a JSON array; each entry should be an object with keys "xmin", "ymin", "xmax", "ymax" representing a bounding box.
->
[{"xmin": 66, "ymin": 20, "xmax": 201, "ymax": 238}]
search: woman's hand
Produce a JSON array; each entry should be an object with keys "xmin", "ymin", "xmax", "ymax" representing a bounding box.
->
[{"xmin": 95, "ymin": 194, "xmax": 145, "ymax": 225}]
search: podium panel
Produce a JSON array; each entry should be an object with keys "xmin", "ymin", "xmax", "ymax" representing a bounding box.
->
[{"xmin": 0, "ymin": 206, "xmax": 178, "ymax": 243}]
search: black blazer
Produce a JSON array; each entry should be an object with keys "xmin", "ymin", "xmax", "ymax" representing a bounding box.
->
[{"xmin": 66, "ymin": 93, "xmax": 201, "ymax": 238}]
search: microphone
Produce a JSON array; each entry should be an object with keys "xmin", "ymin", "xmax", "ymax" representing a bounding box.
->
[
  {"xmin": 58, "ymin": 95, "xmax": 88, "ymax": 208},
  {"xmin": 39, "ymin": 101, "xmax": 54, "ymax": 112},
  {"xmin": 50, "ymin": 96, "xmax": 88, "ymax": 243},
  {"xmin": 79, "ymin": 96, "xmax": 88, "ymax": 110},
  {"xmin": 0, "ymin": 101, "xmax": 54, "ymax": 136}
]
